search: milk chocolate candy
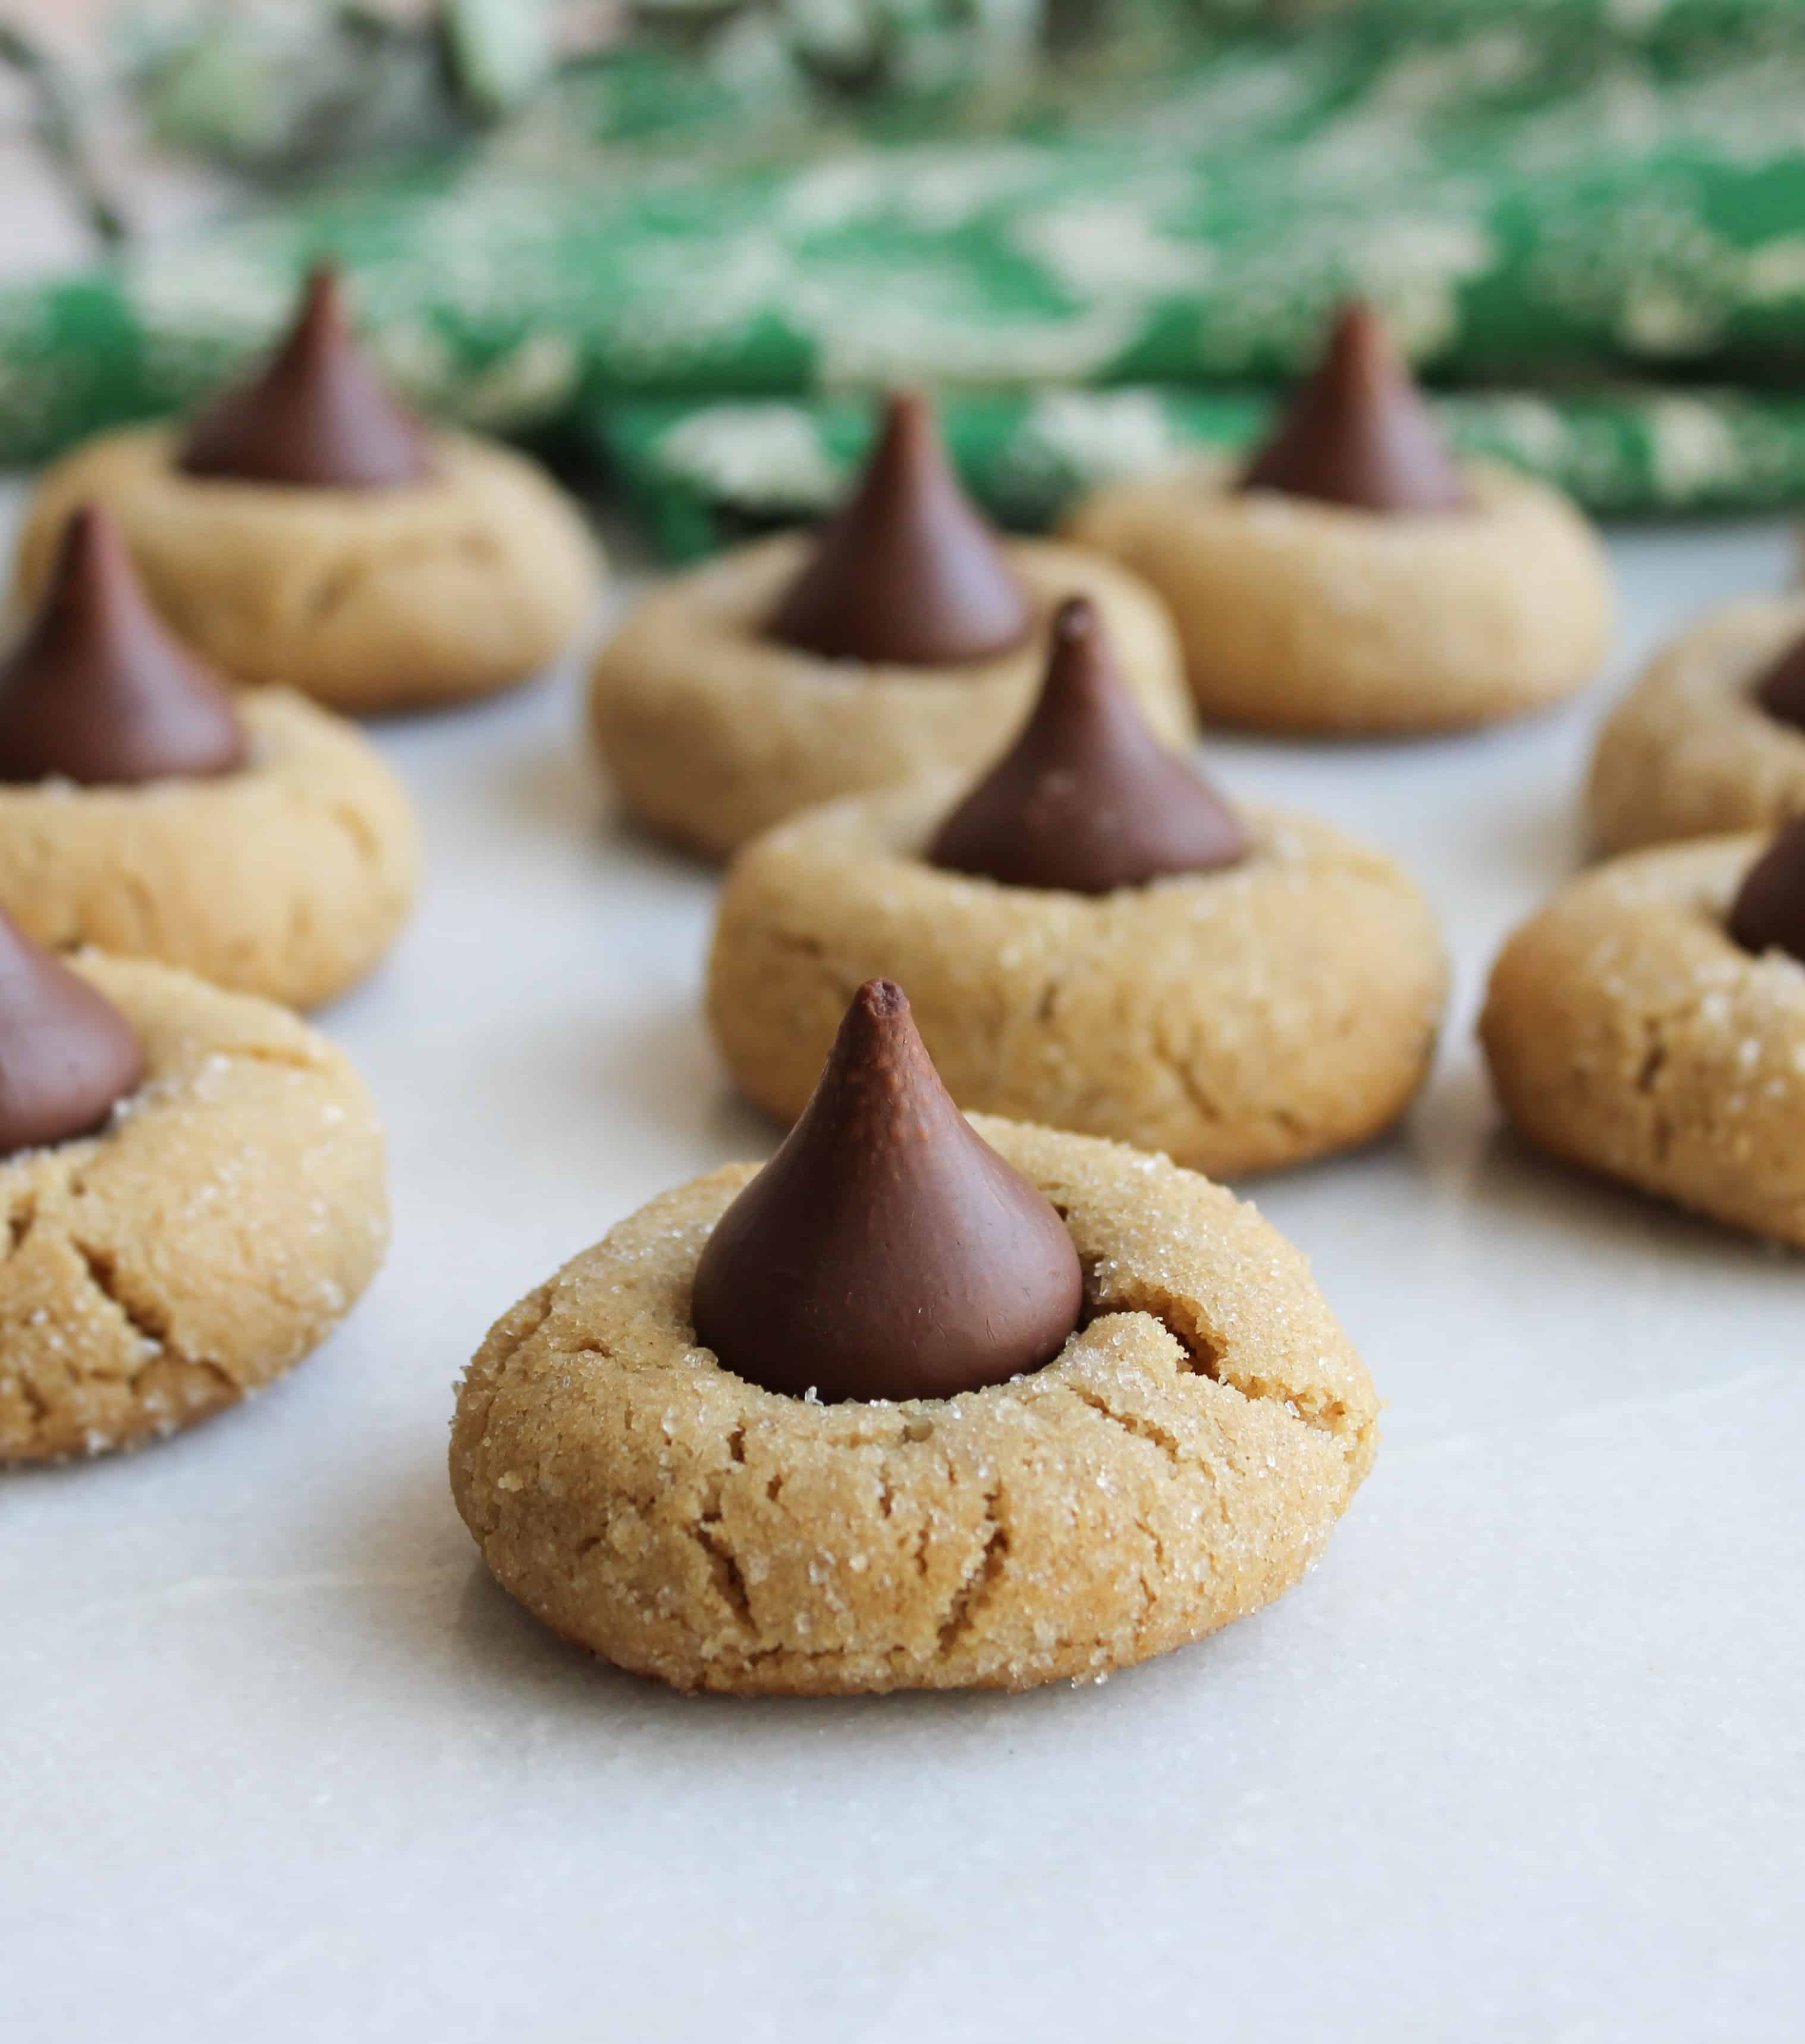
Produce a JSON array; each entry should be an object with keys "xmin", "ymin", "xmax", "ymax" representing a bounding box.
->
[
  {"xmin": 692, "ymin": 980, "xmax": 1083, "ymax": 1402},
  {"xmin": 930, "ymin": 595, "xmax": 1248, "ymax": 893},
  {"xmin": 0, "ymin": 909, "xmax": 145, "ymax": 1156},
  {"xmin": 1728, "ymin": 817, "xmax": 1805, "ymax": 966},
  {"xmin": 770, "ymin": 392, "xmax": 1031, "ymax": 666},
  {"xmin": 180, "ymin": 266, "xmax": 430, "ymax": 490},
  {"xmin": 1242, "ymin": 302, "xmax": 1466, "ymax": 515},
  {"xmin": 0, "ymin": 505, "xmax": 245, "ymax": 786}
]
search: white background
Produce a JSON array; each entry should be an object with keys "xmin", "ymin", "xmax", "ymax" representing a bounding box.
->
[{"xmin": 5, "ymin": 482, "xmax": 1802, "ymax": 2043}]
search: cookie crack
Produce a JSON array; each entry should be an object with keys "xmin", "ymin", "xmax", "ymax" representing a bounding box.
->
[
  {"xmin": 935, "ymin": 1489, "xmax": 1009, "ymax": 1657},
  {"xmin": 1101, "ymin": 1289, "xmax": 1355, "ymax": 1443},
  {"xmin": 6, "ymin": 1191, "xmax": 38, "ymax": 1260},
  {"xmin": 1071, "ymin": 1386, "xmax": 1189, "ymax": 1471},
  {"xmin": 692, "ymin": 1518, "xmax": 757, "ymax": 1635},
  {"xmin": 71, "ymin": 1240, "xmax": 190, "ymax": 1371},
  {"xmin": 1149, "ymin": 1037, "xmax": 1224, "ymax": 1125},
  {"xmin": 329, "ymin": 799, "xmax": 384, "ymax": 877}
]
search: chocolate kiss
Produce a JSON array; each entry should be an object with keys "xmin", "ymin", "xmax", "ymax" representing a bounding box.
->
[
  {"xmin": 0, "ymin": 908, "xmax": 145, "ymax": 1157},
  {"xmin": 692, "ymin": 979, "xmax": 1083, "ymax": 1403},
  {"xmin": 180, "ymin": 265, "xmax": 430, "ymax": 490},
  {"xmin": 1241, "ymin": 301, "xmax": 1466, "ymax": 514},
  {"xmin": 930, "ymin": 596, "xmax": 1250, "ymax": 893},
  {"xmin": 1754, "ymin": 631, "xmax": 1805, "ymax": 734},
  {"xmin": 1728, "ymin": 817, "xmax": 1805, "ymax": 965},
  {"xmin": 0, "ymin": 506, "xmax": 246, "ymax": 786},
  {"xmin": 769, "ymin": 391, "xmax": 1032, "ymax": 665}
]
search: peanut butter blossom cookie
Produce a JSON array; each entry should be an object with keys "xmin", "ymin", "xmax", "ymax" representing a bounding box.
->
[
  {"xmin": 1063, "ymin": 303, "xmax": 1614, "ymax": 735},
  {"xmin": 0, "ymin": 505, "xmax": 419, "ymax": 1010},
  {"xmin": 451, "ymin": 981, "xmax": 1378, "ymax": 1694},
  {"xmin": 588, "ymin": 391, "xmax": 1195, "ymax": 859},
  {"xmin": 708, "ymin": 599, "xmax": 1446, "ymax": 1176},
  {"xmin": 0, "ymin": 912, "xmax": 389, "ymax": 1462},
  {"xmin": 1587, "ymin": 600, "xmax": 1805, "ymax": 853},
  {"xmin": 1481, "ymin": 821, "xmax": 1805, "ymax": 1245},
  {"xmin": 10, "ymin": 268, "xmax": 600, "ymax": 715}
]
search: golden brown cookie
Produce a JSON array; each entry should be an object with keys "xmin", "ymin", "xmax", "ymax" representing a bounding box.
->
[
  {"xmin": 10, "ymin": 426, "xmax": 600, "ymax": 714},
  {"xmin": 1063, "ymin": 457, "xmax": 1613, "ymax": 734},
  {"xmin": 1, "ymin": 954, "xmax": 389, "ymax": 1462},
  {"xmin": 1587, "ymin": 598, "xmax": 1805, "ymax": 853},
  {"xmin": 0, "ymin": 689, "xmax": 419, "ymax": 1009},
  {"xmin": 707, "ymin": 778, "xmax": 1447, "ymax": 1176},
  {"xmin": 450, "ymin": 1116, "xmax": 1379, "ymax": 1695},
  {"xmin": 1480, "ymin": 834, "xmax": 1805, "ymax": 1245},
  {"xmin": 586, "ymin": 535, "xmax": 1195, "ymax": 859}
]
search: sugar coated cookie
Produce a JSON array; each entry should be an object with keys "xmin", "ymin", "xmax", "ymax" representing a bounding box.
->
[
  {"xmin": 0, "ymin": 506, "xmax": 418, "ymax": 1007},
  {"xmin": 1480, "ymin": 825, "xmax": 1805, "ymax": 1245},
  {"xmin": 589, "ymin": 393, "xmax": 1193, "ymax": 859},
  {"xmin": 710, "ymin": 611, "xmax": 1443, "ymax": 1176},
  {"xmin": 1, "ymin": 935, "xmax": 388, "ymax": 1462},
  {"xmin": 1587, "ymin": 597, "xmax": 1805, "ymax": 853},
  {"xmin": 10, "ymin": 271, "xmax": 599, "ymax": 714},
  {"xmin": 452, "ymin": 982, "xmax": 1378, "ymax": 1694},
  {"xmin": 1063, "ymin": 304, "xmax": 1612, "ymax": 734}
]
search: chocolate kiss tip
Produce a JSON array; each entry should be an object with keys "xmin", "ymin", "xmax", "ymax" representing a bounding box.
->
[
  {"xmin": 0, "ymin": 504, "xmax": 246, "ymax": 788},
  {"xmin": 179, "ymin": 262, "xmax": 430, "ymax": 491},
  {"xmin": 691, "ymin": 978, "xmax": 1083, "ymax": 1404},
  {"xmin": 768, "ymin": 390, "xmax": 1032, "ymax": 667},
  {"xmin": 1241, "ymin": 299, "xmax": 1466, "ymax": 515},
  {"xmin": 929, "ymin": 594, "xmax": 1249, "ymax": 894},
  {"xmin": 0, "ymin": 907, "xmax": 145, "ymax": 1157},
  {"xmin": 1754, "ymin": 630, "xmax": 1805, "ymax": 733},
  {"xmin": 1728, "ymin": 816, "xmax": 1805, "ymax": 966}
]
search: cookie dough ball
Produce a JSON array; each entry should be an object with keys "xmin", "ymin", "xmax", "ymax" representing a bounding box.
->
[
  {"xmin": 1, "ymin": 953, "xmax": 389, "ymax": 1461},
  {"xmin": 10, "ymin": 272, "xmax": 596, "ymax": 715},
  {"xmin": 0, "ymin": 504, "xmax": 419, "ymax": 1008},
  {"xmin": 0, "ymin": 691, "xmax": 420, "ymax": 1009},
  {"xmin": 1480, "ymin": 832, "xmax": 1805, "ymax": 1245},
  {"xmin": 589, "ymin": 391, "xmax": 1194, "ymax": 860},
  {"xmin": 1063, "ymin": 306, "xmax": 1612, "ymax": 734},
  {"xmin": 450, "ymin": 1117, "xmax": 1379, "ymax": 1696},
  {"xmin": 1587, "ymin": 598, "xmax": 1805, "ymax": 853},
  {"xmin": 710, "ymin": 777, "xmax": 1446, "ymax": 1176}
]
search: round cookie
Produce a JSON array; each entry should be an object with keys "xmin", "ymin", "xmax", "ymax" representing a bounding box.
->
[
  {"xmin": 1480, "ymin": 833, "xmax": 1805, "ymax": 1245},
  {"xmin": 1587, "ymin": 597, "xmax": 1805, "ymax": 853},
  {"xmin": 709, "ymin": 776, "xmax": 1446, "ymax": 1176},
  {"xmin": 1, "ymin": 953, "xmax": 389, "ymax": 1461},
  {"xmin": 450, "ymin": 1114, "xmax": 1379, "ymax": 1696},
  {"xmin": 588, "ymin": 533, "xmax": 1194, "ymax": 859},
  {"xmin": 0, "ymin": 688, "xmax": 420, "ymax": 1010},
  {"xmin": 10, "ymin": 425, "xmax": 598, "ymax": 715},
  {"xmin": 1064, "ymin": 454, "xmax": 1612, "ymax": 735}
]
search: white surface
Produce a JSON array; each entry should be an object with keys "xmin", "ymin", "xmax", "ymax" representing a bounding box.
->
[{"xmin": 5, "ymin": 486, "xmax": 1803, "ymax": 2044}]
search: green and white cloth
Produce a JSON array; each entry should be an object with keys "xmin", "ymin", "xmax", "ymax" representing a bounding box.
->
[{"xmin": 5, "ymin": 0, "xmax": 1805, "ymax": 547}]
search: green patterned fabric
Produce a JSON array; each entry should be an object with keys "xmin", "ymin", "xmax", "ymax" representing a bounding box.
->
[{"xmin": 5, "ymin": 0, "xmax": 1805, "ymax": 544}]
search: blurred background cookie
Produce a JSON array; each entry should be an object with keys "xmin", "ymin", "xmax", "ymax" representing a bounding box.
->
[
  {"xmin": 1065, "ymin": 306, "xmax": 1615, "ymax": 735},
  {"xmin": 9, "ymin": 269, "xmax": 601, "ymax": 714},
  {"xmin": 1589, "ymin": 598, "xmax": 1805, "ymax": 853},
  {"xmin": 0, "ymin": 503, "xmax": 419, "ymax": 1007},
  {"xmin": 589, "ymin": 392, "xmax": 1193, "ymax": 859}
]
